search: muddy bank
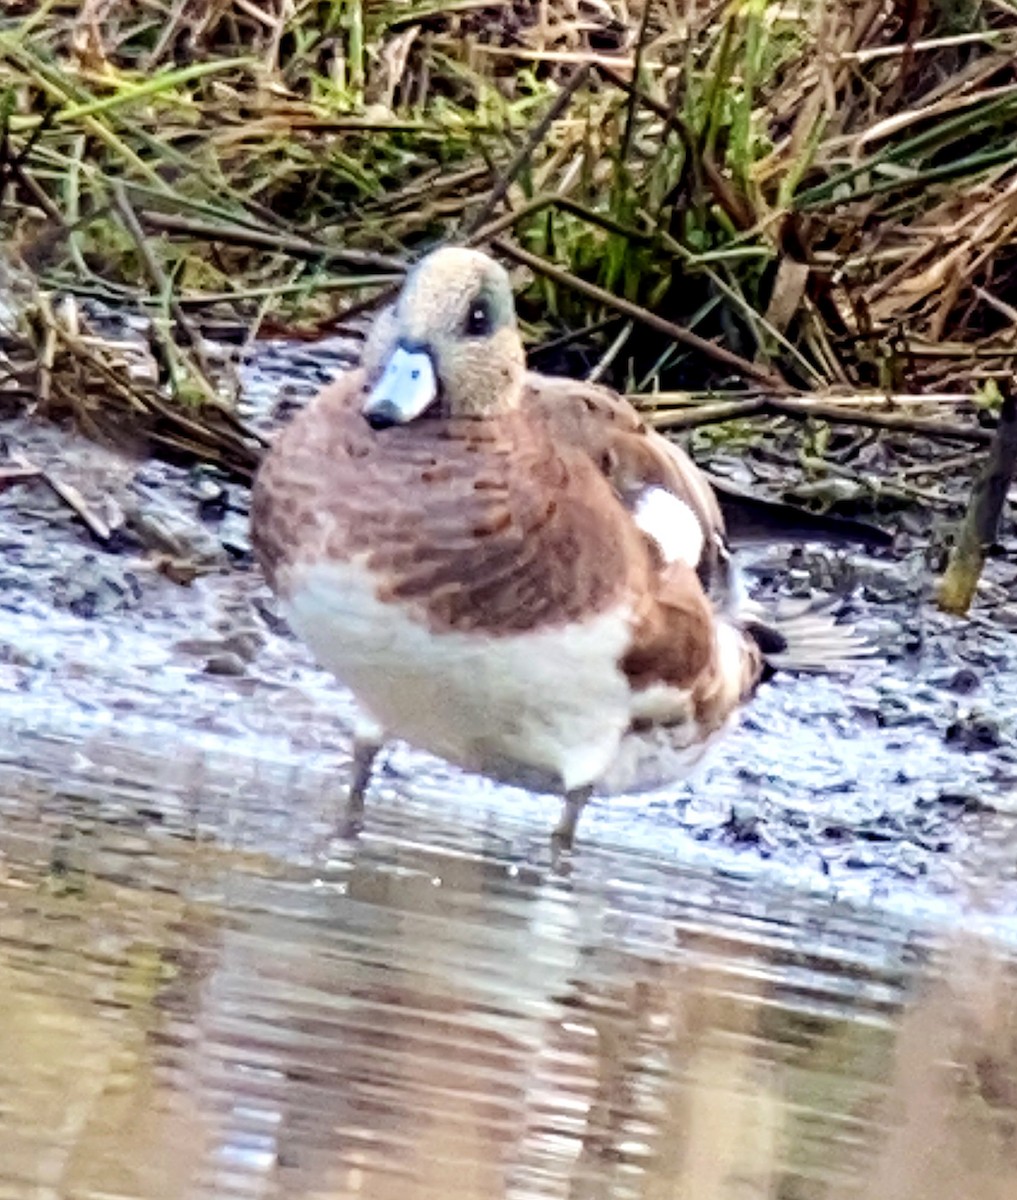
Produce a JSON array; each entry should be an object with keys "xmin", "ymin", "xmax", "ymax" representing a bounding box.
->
[{"xmin": 1, "ymin": 340, "xmax": 1016, "ymax": 927}]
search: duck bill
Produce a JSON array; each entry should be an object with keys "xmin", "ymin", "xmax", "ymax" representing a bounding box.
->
[{"xmin": 362, "ymin": 347, "xmax": 437, "ymax": 428}]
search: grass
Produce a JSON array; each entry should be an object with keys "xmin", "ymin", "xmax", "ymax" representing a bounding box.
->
[{"xmin": 0, "ymin": 0, "xmax": 1016, "ymax": 456}]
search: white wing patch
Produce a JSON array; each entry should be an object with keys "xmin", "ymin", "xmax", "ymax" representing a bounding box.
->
[{"xmin": 632, "ymin": 487, "xmax": 705, "ymax": 568}]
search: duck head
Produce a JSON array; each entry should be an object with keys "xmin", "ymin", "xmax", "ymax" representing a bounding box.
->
[{"xmin": 361, "ymin": 247, "xmax": 526, "ymax": 429}]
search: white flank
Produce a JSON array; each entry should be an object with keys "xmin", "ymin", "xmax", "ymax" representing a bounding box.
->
[
  {"xmin": 282, "ymin": 554, "xmax": 752, "ymax": 799},
  {"xmin": 632, "ymin": 487, "xmax": 704, "ymax": 568},
  {"xmin": 285, "ymin": 559, "xmax": 636, "ymax": 793}
]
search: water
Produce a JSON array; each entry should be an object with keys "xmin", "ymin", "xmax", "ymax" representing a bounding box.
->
[
  {"xmin": 1, "ymin": 716, "xmax": 1016, "ymax": 1200},
  {"xmin": 2, "ymin": 344, "xmax": 1017, "ymax": 1197}
]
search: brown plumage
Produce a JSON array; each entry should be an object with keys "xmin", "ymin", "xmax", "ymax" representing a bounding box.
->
[
  {"xmin": 251, "ymin": 246, "xmax": 861, "ymax": 854},
  {"xmin": 253, "ymin": 366, "xmax": 757, "ymax": 727},
  {"xmin": 255, "ymin": 395, "xmax": 643, "ymax": 636}
]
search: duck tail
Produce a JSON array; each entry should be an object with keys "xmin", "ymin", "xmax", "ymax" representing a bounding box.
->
[{"xmin": 740, "ymin": 596, "xmax": 876, "ymax": 677}]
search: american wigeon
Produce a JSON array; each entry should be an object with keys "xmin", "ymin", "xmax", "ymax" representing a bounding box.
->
[{"xmin": 252, "ymin": 247, "xmax": 873, "ymax": 853}]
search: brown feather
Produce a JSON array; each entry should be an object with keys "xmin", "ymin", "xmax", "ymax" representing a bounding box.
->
[
  {"xmin": 253, "ymin": 369, "xmax": 658, "ymax": 637},
  {"xmin": 522, "ymin": 375, "xmax": 730, "ymax": 593},
  {"xmin": 622, "ymin": 564, "xmax": 715, "ymax": 693},
  {"xmin": 252, "ymin": 366, "xmax": 759, "ymax": 726}
]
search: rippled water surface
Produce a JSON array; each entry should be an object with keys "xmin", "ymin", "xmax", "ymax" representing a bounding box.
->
[
  {"xmin": 2, "ymin": 340, "xmax": 1017, "ymax": 1198},
  {"xmin": 2, "ymin": 718, "xmax": 1017, "ymax": 1200}
]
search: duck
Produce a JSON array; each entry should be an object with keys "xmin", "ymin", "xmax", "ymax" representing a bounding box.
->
[{"xmin": 251, "ymin": 246, "xmax": 879, "ymax": 854}]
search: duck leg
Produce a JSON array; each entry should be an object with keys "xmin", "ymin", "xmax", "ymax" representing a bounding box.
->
[
  {"xmin": 342, "ymin": 716, "xmax": 385, "ymax": 835},
  {"xmin": 551, "ymin": 785, "xmax": 593, "ymax": 858}
]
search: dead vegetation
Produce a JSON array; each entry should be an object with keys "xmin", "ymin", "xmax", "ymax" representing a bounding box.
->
[{"xmin": 0, "ymin": 1, "xmax": 1016, "ymax": 468}]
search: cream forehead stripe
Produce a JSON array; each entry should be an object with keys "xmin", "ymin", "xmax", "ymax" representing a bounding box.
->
[
  {"xmin": 632, "ymin": 487, "xmax": 705, "ymax": 568},
  {"xmin": 399, "ymin": 249, "xmax": 509, "ymax": 323}
]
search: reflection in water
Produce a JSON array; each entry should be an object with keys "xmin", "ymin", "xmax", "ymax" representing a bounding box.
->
[{"xmin": 0, "ymin": 727, "xmax": 1016, "ymax": 1200}]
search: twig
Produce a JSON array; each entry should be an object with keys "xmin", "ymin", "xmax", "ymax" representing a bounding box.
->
[
  {"xmin": 42, "ymin": 472, "xmax": 111, "ymax": 542},
  {"xmin": 463, "ymin": 63, "xmax": 591, "ymax": 238},
  {"xmin": 587, "ymin": 319, "xmax": 633, "ymax": 384},
  {"xmin": 761, "ymin": 395, "xmax": 993, "ymax": 444},
  {"xmin": 530, "ymin": 316, "xmax": 622, "ymax": 361},
  {"xmin": 619, "ymin": 6, "xmax": 653, "ymax": 168},
  {"xmin": 644, "ymin": 398, "xmax": 768, "ymax": 430},
  {"xmin": 0, "ymin": 463, "xmax": 42, "ymax": 487},
  {"xmin": 596, "ymin": 62, "xmax": 755, "ymax": 229},
  {"xmin": 937, "ymin": 385, "xmax": 1017, "ymax": 614},
  {"xmin": 137, "ymin": 212, "xmax": 407, "ymax": 273},
  {"xmin": 111, "ymin": 181, "xmax": 217, "ymax": 388},
  {"xmin": 7, "ymin": 452, "xmax": 110, "ymax": 542},
  {"xmin": 639, "ymin": 389, "xmax": 996, "ymax": 442},
  {"xmin": 490, "ymin": 237, "xmax": 791, "ymax": 391},
  {"xmin": 470, "ymin": 192, "xmax": 656, "ymax": 250},
  {"xmin": 0, "ymin": 102, "xmax": 65, "ymax": 226}
]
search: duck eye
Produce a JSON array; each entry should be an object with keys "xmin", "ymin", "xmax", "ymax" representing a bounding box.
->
[{"xmin": 464, "ymin": 298, "xmax": 492, "ymax": 337}]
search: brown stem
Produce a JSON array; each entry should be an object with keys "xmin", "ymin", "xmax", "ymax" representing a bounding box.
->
[
  {"xmin": 490, "ymin": 237, "xmax": 791, "ymax": 391},
  {"xmin": 645, "ymin": 398, "xmax": 767, "ymax": 430},
  {"xmin": 937, "ymin": 386, "xmax": 1017, "ymax": 614},
  {"xmin": 761, "ymin": 395, "xmax": 992, "ymax": 445},
  {"xmin": 463, "ymin": 63, "xmax": 591, "ymax": 238},
  {"xmin": 137, "ymin": 211, "xmax": 406, "ymax": 273}
]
